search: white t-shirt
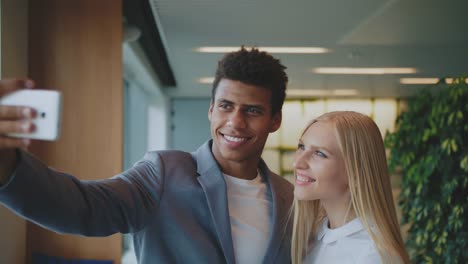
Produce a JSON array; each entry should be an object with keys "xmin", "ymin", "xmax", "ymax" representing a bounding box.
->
[
  {"xmin": 223, "ymin": 172, "xmax": 273, "ymax": 264},
  {"xmin": 303, "ymin": 218, "xmax": 382, "ymax": 264}
]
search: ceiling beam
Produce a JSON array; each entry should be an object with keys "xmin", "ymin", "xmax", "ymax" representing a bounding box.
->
[{"xmin": 123, "ymin": 0, "xmax": 176, "ymax": 87}]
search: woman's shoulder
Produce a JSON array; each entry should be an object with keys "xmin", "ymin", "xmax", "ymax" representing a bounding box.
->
[
  {"xmin": 305, "ymin": 218, "xmax": 381, "ymax": 263},
  {"xmin": 352, "ymin": 241, "xmax": 381, "ymax": 263},
  {"xmin": 346, "ymin": 220, "xmax": 382, "ymax": 262}
]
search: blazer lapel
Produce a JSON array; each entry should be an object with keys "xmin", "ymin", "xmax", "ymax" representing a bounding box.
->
[
  {"xmin": 260, "ymin": 161, "xmax": 293, "ymax": 263},
  {"xmin": 193, "ymin": 141, "xmax": 236, "ymax": 264}
]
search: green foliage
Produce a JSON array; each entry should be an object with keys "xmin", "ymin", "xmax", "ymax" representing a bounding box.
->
[{"xmin": 385, "ymin": 77, "xmax": 468, "ymax": 263}]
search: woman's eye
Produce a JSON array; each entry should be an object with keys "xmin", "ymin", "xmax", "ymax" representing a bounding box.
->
[{"xmin": 315, "ymin": 150, "xmax": 327, "ymax": 158}]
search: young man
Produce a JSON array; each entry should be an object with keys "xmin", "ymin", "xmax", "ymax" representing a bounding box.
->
[{"xmin": 0, "ymin": 48, "xmax": 293, "ymax": 263}]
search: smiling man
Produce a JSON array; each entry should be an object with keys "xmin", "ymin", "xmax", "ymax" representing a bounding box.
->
[
  {"xmin": 209, "ymin": 79, "xmax": 281, "ymax": 179},
  {"xmin": 0, "ymin": 48, "xmax": 293, "ymax": 263}
]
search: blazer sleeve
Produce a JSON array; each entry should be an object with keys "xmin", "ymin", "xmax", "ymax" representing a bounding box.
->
[{"xmin": 0, "ymin": 149, "xmax": 165, "ymax": 236}]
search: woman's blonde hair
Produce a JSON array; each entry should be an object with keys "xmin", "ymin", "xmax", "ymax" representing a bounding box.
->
[{"xmin": 291, "ymin": 111, "xmax": 409, "ymax": 264}]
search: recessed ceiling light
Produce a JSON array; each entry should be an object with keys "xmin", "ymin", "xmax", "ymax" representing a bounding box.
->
[
  {"xmin": 195, "ymin": 46, "xmax": 331, "ymax": 54},
  {"xmin": 287, "ymin": 89, "xmax": 331, "ymax": 97},
  {"xmin": 400, "ymin": 77, "xmax": 468, "ymax": 84},
  {"xmin": 400, "ymin": 78, "xmax": 439, "ymax": 84},
  {"xmin": 198, "ymin": 77, "xmax": 215, "ymax": 84},
  {"xmin": 442, "ymin": 78, "xmax": 468, "ymax": 84},
  {"xmin": 312, "ymin": 67, "xmax": 417, "ymax": 75},
  {"xmin": 333, "ymin": 89, "xmax": 359, "ymax": 96},
  {"xmin": 287, "ymin": 89, "xmax": 359, "ymax": 97}
]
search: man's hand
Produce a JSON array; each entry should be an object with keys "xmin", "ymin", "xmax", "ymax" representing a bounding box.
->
[{"xmin": 0, "ymin": 79, "xmax": 37, "ymax": 184}]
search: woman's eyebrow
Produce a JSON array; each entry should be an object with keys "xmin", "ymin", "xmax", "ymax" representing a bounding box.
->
[{"xmin": 301, "ymin": 141, "xmax": 334, "ymax": 155}]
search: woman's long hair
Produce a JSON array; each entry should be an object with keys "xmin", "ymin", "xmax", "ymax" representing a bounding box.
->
[{"xmin": 291, "ymin": 111, "xmax": 409, "ymax": 264}]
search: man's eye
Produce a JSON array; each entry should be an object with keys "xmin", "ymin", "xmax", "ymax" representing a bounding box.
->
[
  {"xmin": 315, "ymin": 150, "xmax": 327, "ymax": 158},
  {"xmin": 219, "ymin": 103, "xmax": 231, "ymax": 109},
  {"xmin": 246, "ymin": 108, "xmax": 262, "ymax": 114}
]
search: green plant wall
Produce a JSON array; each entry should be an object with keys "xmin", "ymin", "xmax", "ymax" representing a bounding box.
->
[{"xmin": 385, "ymin": 77, "xmax": 468, "ymax": 263}]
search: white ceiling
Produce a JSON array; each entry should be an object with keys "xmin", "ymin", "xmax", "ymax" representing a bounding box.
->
[{"xmin": 149, "ymin": 0, "xmax": 468, "ymax": 98}]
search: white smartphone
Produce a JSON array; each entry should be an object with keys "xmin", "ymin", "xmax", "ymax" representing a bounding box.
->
[{"xmin": 0, "ymin": 89, "xmax": 62, "ymax": 141}]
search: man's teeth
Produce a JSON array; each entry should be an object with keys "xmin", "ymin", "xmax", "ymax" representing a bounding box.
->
[
  {"xmin": 224, "ymin": 135, "xmax": 247, "ymax": 142},
  {"xmin": 297, "ymin": 175, "xmax": 314, "ymax": 182}
]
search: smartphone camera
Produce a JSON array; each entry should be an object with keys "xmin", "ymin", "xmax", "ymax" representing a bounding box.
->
[{"xmin": 41, "ymin": 112, "xmax": 46, "ymax": 118}]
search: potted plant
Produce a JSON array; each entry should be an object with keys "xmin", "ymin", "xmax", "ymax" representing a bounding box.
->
[{"xmin": 385, "ymin": 76, "xmax": 468, "ymax": 263}]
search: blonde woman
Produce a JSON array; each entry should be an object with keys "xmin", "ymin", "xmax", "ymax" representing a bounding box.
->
[{"xmin": 291, "ymin": 111, "xmax": 409, "ymax": 264}]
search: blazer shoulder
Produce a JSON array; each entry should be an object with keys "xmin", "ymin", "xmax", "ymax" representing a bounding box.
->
[
  {"xmin": 270, "ymin": 172, "xmax": 293, "ymax": 189},
  {"xmin": 268, "ymin": 172, "xmax": 294, "ymax": 200},
  {"xmin": 141, "ymin": 150, "xmax": 197, "ymax": 174},
  {"xmin": 142, "ymin": 150, "xmax": 193, "ymax": 163}
]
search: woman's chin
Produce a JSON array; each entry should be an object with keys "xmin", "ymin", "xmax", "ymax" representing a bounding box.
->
[{"xmin": 293, "ymin": 188, "xmax": 318, "ymax": 201}]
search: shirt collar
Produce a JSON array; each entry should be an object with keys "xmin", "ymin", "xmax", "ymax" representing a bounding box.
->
[
  {"xmin": 223, "ymin": 171, "xmax": 263, "ymax": 186},
  {"xmin": 317, "ymin": 217, "xmax": 365, "ymax": 244}
]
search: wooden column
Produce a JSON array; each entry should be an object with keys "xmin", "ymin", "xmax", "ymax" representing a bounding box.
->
[
  {"xmin": 0, "ymin": 0, "xmax": 29, "ymax": 263},
  {"xmin": 27, "ymin": 0, "xmax": 123, "ymax": 263}
]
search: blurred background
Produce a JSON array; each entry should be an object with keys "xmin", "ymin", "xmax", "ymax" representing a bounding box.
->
[{"xmin": 0, "ymin": 0, "xmax": 466, "ymax": 263}]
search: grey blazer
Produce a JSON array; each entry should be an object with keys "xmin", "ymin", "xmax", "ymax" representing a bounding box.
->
[{"xmin": 0, "ymin": 140, "xmax": 294, "ymax": 263}]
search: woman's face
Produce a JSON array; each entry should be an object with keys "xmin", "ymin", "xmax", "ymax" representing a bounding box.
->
[{"xmin": 293, "ymin": 121, "xmax": 349, "ymax": 201}]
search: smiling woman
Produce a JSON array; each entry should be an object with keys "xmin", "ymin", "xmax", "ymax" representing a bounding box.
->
[
  {"xmin": 293, "ymin": 120, "xmax": 348, "ymax": 202},
  {"xmin": 291, "ymin": 111, "xmax": 410, "ymax": 264}
]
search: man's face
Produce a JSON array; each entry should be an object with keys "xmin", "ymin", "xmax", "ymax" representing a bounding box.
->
[{"xmin": 208, "ymin": 78, "xmax": 281, "ymax": 168}]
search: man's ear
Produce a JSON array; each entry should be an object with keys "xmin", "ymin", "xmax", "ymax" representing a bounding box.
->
[
  {"xmin": 270, "ymin": 111, "xmax": 282, "ymax": 133},
  {"xmin": 208, "ymin": 100, "xmax": 214, "ymax": 121}
]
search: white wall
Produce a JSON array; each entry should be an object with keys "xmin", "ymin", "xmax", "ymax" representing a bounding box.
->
[
  {"xmin": 123, "ymin": 81, "xmax": 149, "ymax": 169},
  {"xmin": 0, "ymin": 0, "xmax": 27, "ymax": 263},
  {"xmin": 171, "ymin": 98, "xmax": 211, "ymax": 152},
  {"xmin": 122, "ymin": 41, "xmax": 170, "ymax": 162},
  {"xmin": 147, "ymin": 94, "xmax": 170, "ymax": 151},
  {"xmin": 122, "ymin": 39, "xmax": 170, "ymax": 264},
  {"xmin": 123, "ymin": 80, "xmax": 170, "ymax": 169}
]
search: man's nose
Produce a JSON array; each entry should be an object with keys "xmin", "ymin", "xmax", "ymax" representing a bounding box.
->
[{"xmin": 227, "ymin": 110, "xmax": 247, "ymax": 129}]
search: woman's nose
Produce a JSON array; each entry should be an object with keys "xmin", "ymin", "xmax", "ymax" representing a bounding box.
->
[{"xmin": 293, "ymin": 151, "xmax": 308, "ymax": 169}]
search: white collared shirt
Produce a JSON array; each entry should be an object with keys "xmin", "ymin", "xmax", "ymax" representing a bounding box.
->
[
  {"xmin": 303, "ymin": 218, "xmax": 382, "ymax": 264},
  {"xmin": 223, "ymin": 172, "xmax": 273, "ymax": 264}
]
